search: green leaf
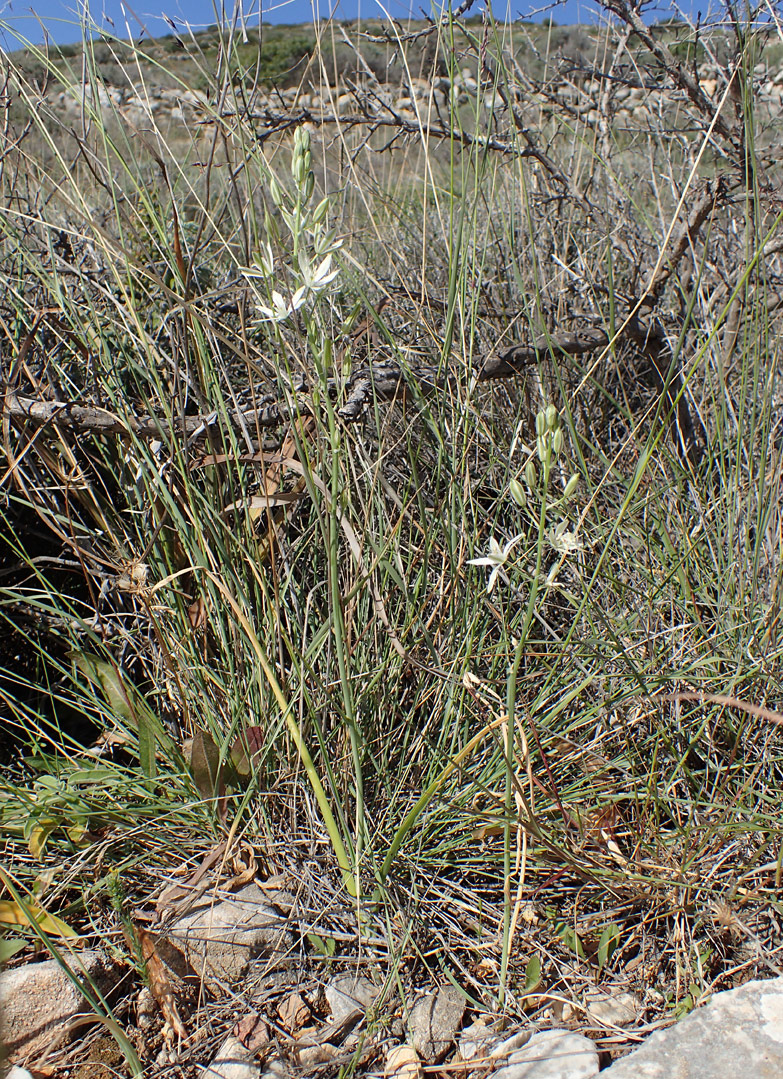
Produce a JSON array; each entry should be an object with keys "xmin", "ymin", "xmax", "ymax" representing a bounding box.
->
[
  {"xmin": 307, "ymin": 932, "xmax": 336, "ymax": 957},
  {"xmin": 0, "ymin": 936, "xmax": 27, "ymax": 964},
  {"xmin": 554, "ymin": 921, "xmax": 585, "ymax": 958},
  {"xmin": 70, "ymin": 649, "xmax": 174, "ymax": 778},
  {"xmin": 189, "ymin": 728, "xmax": 222, "ymax": 800},
  {"xmin": 525, "ymin": 953, "xmax": 542, "ymax": 992},
  {"xmin": 71, "ymin": 650, "xmax": 141, "ymax": 731},
  {"xmin": 137, "ymin": 711, "xmax": 156, "ymax": 782},
  {"xmin": 597, "ymin": 923, "xmax": 622, "ymax": 972}
]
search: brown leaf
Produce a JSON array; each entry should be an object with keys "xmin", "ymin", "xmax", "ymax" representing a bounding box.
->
[
  {"xmin": 230, "ymin": 726, "xmax": 266, "ymax": 779},
  {"xmin": 138, "ymin": 927, "xmax": 188, "ymax": 1040},
  {"xmin": 277, "ymin": 991, "xmax": 311, "ymax": 1033},
  {"xmin": 156, "ymin": 841, "xmax": 227, "ymax": 916},
  {"xmin": 234, "ymin": 1011, "xmax": 270, "ymax": 1052},
  {"xmin": 187, "ymin": 595, "xmax": 206, "ymax": 630}
]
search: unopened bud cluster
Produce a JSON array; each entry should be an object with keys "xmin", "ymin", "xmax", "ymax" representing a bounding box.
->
[{"xmin": 514, "ymin": 405, "xmax": 578, "ymax": 501}]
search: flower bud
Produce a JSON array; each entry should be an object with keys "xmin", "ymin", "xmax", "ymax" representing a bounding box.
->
[
  {"xmin": 311, "ymin": 195, "xmax": 330, "ymax": 225},
  {"xmin": 552, "ymin": 427, "xmax": 563, "ymax": 456},
  {"xmin": 304, "ymin": 169, "xmax": 315, "ymax": 203},
  {"xmin": 536, "ymin": 410, "xmax": 546, "ymax": 437},
  {"xmin": 295, "ymin": 125, "xmax": 310, "ymax": 154},
  {"xmin": 509, "ymin": 478, "xmax": 527, "ymax": 508},
  {"xmin": 546, "ymin": 404, "xmax": 559, "ymax": 430},
  {"xmin": 536, "ymin": 434, "xmax": 547, "ymax": 462},
  {"xmin": 268, "ymin": 175, "xmax": 283, "ymax": 207},
  {"xmin": 525, "ymin": 459, "xmax": 537, "ymax": 488},
  {"xmin": 563, "ymin": 474, "xmax": 579, "ymax": 499}
]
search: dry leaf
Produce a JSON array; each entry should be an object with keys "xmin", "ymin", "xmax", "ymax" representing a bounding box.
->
[
  {"xmin": 0, "ymin": 897, "xmax": 78, "ymax": 939},
  {"xmin": 138, "ymin": 927, "xmax": 188, "ymax": 1040},
  {"xmin": 187, "ymin": 595, "xmax": 206, "ymax": 630},
  {"xmin": 385, "ymin": 1045, "xmax": 422, "ymax": 1079},
  {"xmin": 278, "ymin": 991, "xmax": 311, "ymax": 1032},
  {"xmin": 156, "ymin": 842, "xmax": 228, "ymax": 916},
  {"xmin": 234, "ymin": 1011, "xmax": 270, "ymax": 1052},
  {"xmin": 226, "ymin": 841, "xmax": 257, "ymax": 890}
]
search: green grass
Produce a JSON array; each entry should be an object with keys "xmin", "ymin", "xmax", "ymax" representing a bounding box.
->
[{"xmin": 2, "ymin": 2, "xmax": 783, "ymax": 1072}]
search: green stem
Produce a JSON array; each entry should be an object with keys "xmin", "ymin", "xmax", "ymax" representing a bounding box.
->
[{"xmin": 500, "ymin": 455, "xmax": 549, "ymax": 1004}]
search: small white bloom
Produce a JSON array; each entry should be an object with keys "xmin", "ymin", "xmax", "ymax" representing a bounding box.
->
[
  {"xmin": 304, "ymin": 252, "xmax": 339, "ymax": 291},
  {"xmin": 256, "ymin": 290, "xmax": 292, "ymax": 323},
  {"xmin": 290, "ymin": 284, "xmax": 308, "ymax": 311},
  {"xmin": 468, "ymin": 533, "xmax": 523, "ymax": 593},
  {"xmin": 548, "ymin": 520, "xmax": 582, "ymax": 556},
  {"xmin": 241, "ymin": 241, "xmax": 275, "ymax": 280}
]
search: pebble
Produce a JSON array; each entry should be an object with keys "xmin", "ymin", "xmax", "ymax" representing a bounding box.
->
[
  {"xmin": 325, "ymin": 974, "xmax": 379, "ymax": 1021},
  {"xmin": 198, "ymin": 1035, "xmax": 260, "ymax": 1079},
  {"xmin": 407, "ymin": 985, "xmax": 465, "ymax": 1063},
  {"xmin": 583, "ymin": 990, "xmax": 639, "ymax": 1028},
  {"xmin": 492, "ymin": 1029, "xmax": 599, "ymax": 1079}
]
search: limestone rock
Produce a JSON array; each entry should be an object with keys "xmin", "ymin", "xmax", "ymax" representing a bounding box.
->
[
  {"xmin": 198, "ymin": 1036, "xmax": 260, "ymax": 1079},
  {"xmin": 165, "ymin": 883, "xmax": 292, "ymax": 989},
  {"xmin": 490, "ymin": 1029, "xmax": 535, "ymax": 1058},
  {"xmin": 492, "ymin": 1029, "xmax": 599, "ymax": 1079},
  {"xmin": 601, "ymin": 976, "xmax": 783, "ymax": 1077},
  {"xmin": 0, "ymin": 949, "xmax": 117, "ymax": 1062},
  {"xmin": 325, "ymin": 974, "xmax": 379, "ymax": 1022},
  {"xmin": 583, "ymin": 989, "xmax": 639, "ymax": 1028},
  {"xmin": 458, "ymin": 1019, "xmax": 498, "ymax": 1060},
  {"xmin": 407, "ymin": 985, "xmax": 465, "ymax": 1063}
]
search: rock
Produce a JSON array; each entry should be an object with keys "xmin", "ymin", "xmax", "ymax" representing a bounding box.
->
[
  {"xmin": 458, "ymin": 1019, "xmax": 498, "ymax": 1060},
  {"xmin": 490, "ymin": 1029, "xmax": 534, "ymax": 1058},
  {"xmin": 198, "ymin": 1036, "xmax": 260, "ymax": 1079},
  {"xmin": 0, "ymin": 949, "xmax": 117, "ymax": 1062},
  {"xmin": 601, "ymin": 976, "xmax": 783, "ymax": 1077},
  {"xmin": 258, "ymin": 1058, "xmax": 291, "ymax": 1079},
  {"xmin": 165, "ymin": 883, "xmax": 292, "ymax": 989},
  {"xmin": 385, "ymin": 1044, "xmax": 422, "ymax": 1079},
  {"xmin": 492, "ymin": 1029, "xmax": 599, "ymax": 1079},
  {"xmin": 407, "ymin": 985, "xmax": 465, "ymax": 1063},
  {"xmin": 6, "ymin": 1069, "xmax": 34, "ymax": 1079},
  {"xmin": 297, "ymin": 1043, "xmax": 340, "ymax": 1068},
  {"xmin": 325, "ymin": 974, "xmax": 379, "ymax": 1022},
  {"xmin": 582, "ymin": 990, "xmax": 638, "ymax": 1028}
]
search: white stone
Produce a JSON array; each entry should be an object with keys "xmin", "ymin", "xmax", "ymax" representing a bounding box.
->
[
  {"xmin": 199, "ymin": 1036, "xmax": 260, "ymax": 1079},
  {"xmin": 0, "ymin": 950, "xmax": 115, "ymax": 1062},
  {"xmin": 601, "ymin": 976, "xmax": 783, "ymax": 1077},
  {"xmin": 325, "ymin": 974, "xmax": 379, "ymax": 1022},
  {"xmin": 492, "ymin": 1029, "xmax": 599, "ymax": 1079},
  {"xmin": 583, "ymin": 990, "xmax": 639, "ymax": 1028},
  {"xmin": 490, "ymin": 1030, "xmax": 534, "ymax": 1058},
  {"xmin": 458, "ymin": 1019, "xmax": 497, "ymax": 1060}
]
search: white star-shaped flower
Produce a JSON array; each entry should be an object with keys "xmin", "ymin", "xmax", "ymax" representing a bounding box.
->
[{"xmin": 467, "ymin": 533, "xmax": 524, "ymax": 593}]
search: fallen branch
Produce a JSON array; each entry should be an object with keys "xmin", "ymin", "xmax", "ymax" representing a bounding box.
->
[{"xmin": 0, "ymin": 312, "xmax": 695, "ymax": 454}]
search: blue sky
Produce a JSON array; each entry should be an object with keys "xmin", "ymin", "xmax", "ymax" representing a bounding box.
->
[{"xmin": 0, "ymin": 0, "xmax": 685, "ymax": 46}]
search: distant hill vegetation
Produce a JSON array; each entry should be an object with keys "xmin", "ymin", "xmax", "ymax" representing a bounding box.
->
[{"xmin": 12, "ymin": 17, "xmax": 748, "ymax": 93}]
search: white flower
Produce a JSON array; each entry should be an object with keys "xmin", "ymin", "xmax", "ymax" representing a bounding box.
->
[
  {"xmin": 255, "ymin": 290, "xmax": 293, "ymax": 323},
  {"xmin": 467, "ymin": 533, "xmax": 524, "ymax": 593},
  {"xmin": 242, "ymin": 241, "xmax": 275, "ymax": 280},
  {"xmin": 548, "ymin": 520, "xmax": 582, "ymax": 556},
  {"xmin": 301, "ymin": 252, "xmax": 339, "ymax": 292}
]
